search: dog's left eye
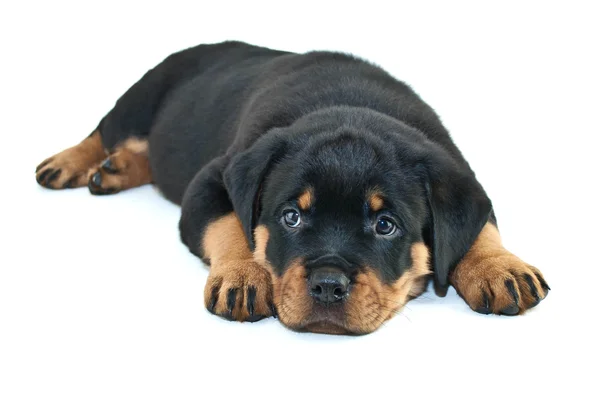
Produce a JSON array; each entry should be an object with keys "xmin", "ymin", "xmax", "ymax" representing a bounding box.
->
[
  {"xmin": 375, "ymin": 217, "xmax": 396, "ymax": 236},
  {"xmin": 283, "ymin": 209, "xmax": 301, "ymax": 227}
]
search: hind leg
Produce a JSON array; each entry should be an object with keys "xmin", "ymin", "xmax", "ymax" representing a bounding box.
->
[
  {"xmin": 36, "ymin": 131, "xmax": 151, "ymax": 195},
  {"xmin": 36, "ymin": 43, "xmax": 166, "ymax": 193},
  {"xmin": 36, "ymin": 43, "xmax": 220, "ymax": 193},
  {"xmin": 87, "ymin": 137, "xmax": 152, "ymax": 195},
  {"xmin": 36, "ymin": 130, "xmax": 107, "ymax": 189}
]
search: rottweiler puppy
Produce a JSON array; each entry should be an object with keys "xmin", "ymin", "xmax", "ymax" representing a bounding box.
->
[{"xmin": 36, "ymin": 41, "xmax": 549, "ymax": 335}]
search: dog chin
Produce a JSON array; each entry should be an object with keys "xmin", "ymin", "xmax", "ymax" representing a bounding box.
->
[
  {"xmin": 302, "ymin": 321, "xmax": 350, "ymax": 335},
  {"xmin": 285, "ymin": 303, "xmax": 361, "ymax": 335}
]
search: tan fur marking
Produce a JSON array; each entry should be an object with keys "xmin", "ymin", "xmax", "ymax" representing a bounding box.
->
[
  {"xmin": 36, "ymin": 130, "xmax": 106, "ymax": 189},
  {"xmin": 297, "ymin": 189, "xmax": 313, "ymax": 210},
  {"xmin": 274, "ymin": 242, "xmax": 432, "ymax": 335},
  {"xmin": 202, "ymin": 213, "xmax": 274, "ymax": 321},
  {"xmin": 303, "ymin": 321, "xmax": 348, "ymax": 335},
  {"xmin": 345, "ymin": 242, "xmax": 431, "ymax": 333},
  {"xmin": 253, "ymin": 225, "xmax": 270, "ymax": 266},
  {"xmin": 87, "ymin": 146, "xmax": 152, "ymax": 193},
  {"xmin": 251, "ymin": 229, "xmax": 316, "ymax": 331},
  {"xmin": 204, "ymin": 260, "xmax": 273, "ymax": 321},
  {"xmin": 273, "ymin": 261, "xmax": 313, "ymax": 329},
  {"xmin": 368, "ymin": 191, "xmax": 385, "ymax": 212},
  {"xmin": 450, "ymin": 223, "xmax": 549, "ymax": 314},
  {"xmin": 120, "ymin": 137, "xmax": 150, "ymax": 154},
  {"xmin": 203, "ymin": 213, "xmax": 253, "ymax": 263}
]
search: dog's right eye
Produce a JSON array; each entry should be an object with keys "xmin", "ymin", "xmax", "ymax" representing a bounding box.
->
[
  {"xmin": 375, "ymin": 217, "xmax": 396, "ymax": 235},
  {"xmin": 283, "ymin": 209, "xmax": 301, "ymax": 228}
]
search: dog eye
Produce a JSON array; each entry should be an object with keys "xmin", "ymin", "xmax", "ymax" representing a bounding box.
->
[
  {"xmin": 375, "ymin": 217, "xmax": 396, "ymax": 235},
  {"xmin": 283, "ymin": 209, "xmax": 301, "ymax": 227}
]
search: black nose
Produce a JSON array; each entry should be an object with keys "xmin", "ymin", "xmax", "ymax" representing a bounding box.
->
[{"xmin": 308, "ymin": 267, "xmax": 350, "ymax": 304}]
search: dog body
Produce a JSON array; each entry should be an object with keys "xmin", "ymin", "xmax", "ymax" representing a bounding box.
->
[{"xmin": 36, "ymin": 41, "xmax": 549, "ymax": 334}]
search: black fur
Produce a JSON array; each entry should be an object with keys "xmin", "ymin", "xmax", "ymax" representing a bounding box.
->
[{"xmin": 96, "ymin": 40, "xmax": 493, "ymax": 295}]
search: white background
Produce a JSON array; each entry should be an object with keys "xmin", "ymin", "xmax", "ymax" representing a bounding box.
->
[{"xmin": 1, "ymin": 1, "xmax": 598, "ymax": 401}]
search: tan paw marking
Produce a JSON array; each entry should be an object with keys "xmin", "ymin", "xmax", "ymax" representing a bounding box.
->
[
  {"xmin": 36, "ymin": 130, "xmax": 106, "ymax": 189},
  {"xmin": 451, "ymin": 223, "xmax": 550, "ymax": 315},
  {"xmin": 87, "ymin": 143, "xmax": 152, "ymax": 195},
  {"xmin": 204, "ymin": 260, "xmax": 275, "ymax": 322}
]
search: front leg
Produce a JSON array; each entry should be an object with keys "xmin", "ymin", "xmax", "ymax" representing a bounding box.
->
[
  {"xmin": 202, "ymin": 213, "xmax": 275, "ymax": 322},
  {"xmin": 179, "ymin": 158, "xmax": 275, "ymax": 322},
  {"xmin": 451, "ymin": 222, "xmax": 550, "ymax": 315}
]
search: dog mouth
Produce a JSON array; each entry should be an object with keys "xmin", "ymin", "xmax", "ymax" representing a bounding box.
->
[
  {"xmin": 273, "ymin": 263, "xmax": 391, "ymax": 335},
  {"xmin": 302, "ymin": 321, "xmax": 350, "ymax": 335},
  {"xmin": 297, "ymin": 302, "xmax": 349, "ymax": 334},
  {"xmin": 278, "ymin": 295, "xmax": 372, "ymax": 335},
  {"xmin": 271, "ymin": 256, "xmax": 431, "ymax": 335},
  {"xmin": 288, "ymin": 315, "xmax": 355, "ymax": 336},
  {"xmin": 281, "ymin": 302, "xmax": 381, "ymax": 336}
]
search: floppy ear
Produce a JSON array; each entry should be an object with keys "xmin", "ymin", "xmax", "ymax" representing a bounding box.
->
[
  {"xmin": 222, "ymin": 130, "xmax": 288, "ymax": 249},
  {"xmin": 422, "ymin": 148, "xmax": 493, "ymax": 297}
]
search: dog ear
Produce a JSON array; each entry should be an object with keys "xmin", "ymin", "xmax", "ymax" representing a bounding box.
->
[
  {"xmin": 222, "ymin": 130, "xmax": 288, "ymax": 249},
  {"xmin": 421, "ymin": 147, "xmax": 493, "ymax": 297}
]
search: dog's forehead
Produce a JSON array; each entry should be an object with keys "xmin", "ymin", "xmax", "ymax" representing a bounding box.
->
[
  {"xmin": 302, "ymin": 137, "xmax": 385, "ymax": 192},
  {"xmin": 267, "ymin": 134, "xmax": 414, "ymax": 210}
]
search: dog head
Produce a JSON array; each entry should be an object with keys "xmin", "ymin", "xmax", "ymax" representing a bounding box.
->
[{"xmin": 224, "ymin": 107, "xmax": 491, "ymax": 334}]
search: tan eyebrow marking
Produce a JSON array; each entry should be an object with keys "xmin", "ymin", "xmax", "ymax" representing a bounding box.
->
[
  {"xmin": 297, "ymin": 188, "xmax": 313, "ymax": 210},
  {"xmin": 368, "ymin": 190, "xmax": 385, "ymax": 212}
]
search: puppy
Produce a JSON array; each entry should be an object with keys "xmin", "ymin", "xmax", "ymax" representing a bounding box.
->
[{"xmin": 36, "ymin": 41, "xmax": 549, "ymax": 335}]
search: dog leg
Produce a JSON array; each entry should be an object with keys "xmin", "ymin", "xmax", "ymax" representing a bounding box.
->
[
  {"xmin": 87, "ymin": 138, "xmax": 152, "ymax": 195},
  {"xmin": 202, "ymin": 213, "xmax": 275, "ymax": 322},
  {"xmin": 450, "ymin": 222, "xmax": 550, "ymax": 315},
  {"xmin": 178, "ymin": 157, "xmax": 275, "ymax": 322}
]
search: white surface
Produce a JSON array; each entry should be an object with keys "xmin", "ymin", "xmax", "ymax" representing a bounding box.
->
[{"xmin": 1, "ymin": 1, "xmax": 598, "ymax": 401}]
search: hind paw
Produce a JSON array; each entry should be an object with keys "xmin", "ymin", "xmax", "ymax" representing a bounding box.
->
[
  {"xmin": 87, "ymin": 146, "xmax": 152, "ymax": 196},
  {"xmin": 88, "ymin": 157, "xmax": 123, "ymax": 195}
]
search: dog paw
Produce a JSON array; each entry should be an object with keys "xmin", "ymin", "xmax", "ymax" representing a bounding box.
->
[
  {"xmin": 36, "ymin": 131, "xmax": 106, "ymax": 190},
  {"xmin": 87, "ymin": 157, "xmax": 124, "ymax": 195},
  {"xmin": 451, "ymin": 251, "xmax": 550, "ymax": 315},
  {"xmin": 204, "ymin": 260, "xmax": 275, "ymax": 322},
  {"xmin": 87, "ymin": 150, "xmax": 152, "ymax": 195}
]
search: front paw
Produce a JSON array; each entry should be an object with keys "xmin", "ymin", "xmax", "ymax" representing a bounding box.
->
[
  {"xmin": 451, "ymin": 251, "xmax": 550, "ymax": 315},
  {"xmin": 204, "ymin": 260, "xmax": 276, "ymax": 322}
]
